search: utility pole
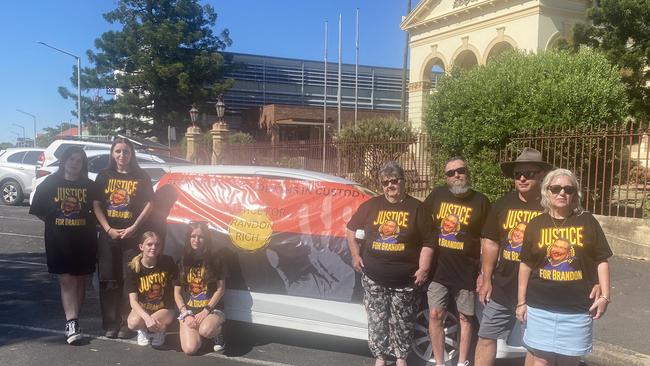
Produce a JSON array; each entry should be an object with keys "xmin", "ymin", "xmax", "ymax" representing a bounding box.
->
[{"xmin": 400, "ymin": 0, "xmax": 411, "ymax": 123}]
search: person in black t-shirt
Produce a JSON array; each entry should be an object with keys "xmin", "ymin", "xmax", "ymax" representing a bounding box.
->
[
  {"xmin": 29, "ymin": 146, "xmax": 98, "ymax": 345},
  {"xmin": 474, "ymin": 148, "xmax": 551, "ymax": 366},
  {"xmin": 347, "ymin": 161, "xmax": 434, "ymax": 366},
  {"xmin": 517, "ymin": 169, "xmax": 612, "ymax": 364},
  {"xmin": 125, "ymin": 231, "xmax": 177, "ymax": 347},
  {"xmin": 423, "ymin": 157, "xmax": 490, "ymax": 366},
  {"xmin": 93, "ymin": 137, "xmax": 154, "ymax": 338},
  {"xmin": 174, "ymin": 222, "xmax": 227, "ymax": 355}
]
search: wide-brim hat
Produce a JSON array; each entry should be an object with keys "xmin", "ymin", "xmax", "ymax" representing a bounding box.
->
[{"xmin": 500, "ymin": 147, "xmax": 554, "ymax": 177}]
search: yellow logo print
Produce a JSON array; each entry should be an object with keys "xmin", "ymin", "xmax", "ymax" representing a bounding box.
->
[{"xmin": 228, "ymin": 209, "xmax": 273, "ymax": 251}]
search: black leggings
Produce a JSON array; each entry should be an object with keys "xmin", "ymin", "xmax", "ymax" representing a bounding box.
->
[{"xmin": 97, "ymin": 232, "xmax": 138, "ymax": 331}]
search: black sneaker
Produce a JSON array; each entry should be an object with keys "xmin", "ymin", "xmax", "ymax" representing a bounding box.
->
[
  {"xmin": 213, "ymin": 333, "xmax": 225, "ymax": 353},
  {"xmin": 65, "ymin": 320, "xmax": 82, "ymax": 344}
]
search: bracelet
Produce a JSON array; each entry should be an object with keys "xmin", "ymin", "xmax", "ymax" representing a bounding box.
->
[
  {"xmin": 106, "ymin": 228, "xmax": 112, "ymax": 234},
  {"xmin": 204, "ymin": 304, "xmax": 214, "ymax": 312},
  {"xmin": 599, "ymin": 295, "xmax": 611, "ymax": 303},
  {"xmin": 180, "ymin": 304, "xmax": 187, "ymax": 311},
  {"xmin": 177, "ymin": 310, "xmax": 194, "ymax": 321},
  {"xmin": 516, "ymin": 302, "xmax": 527, "ymax": 308}
]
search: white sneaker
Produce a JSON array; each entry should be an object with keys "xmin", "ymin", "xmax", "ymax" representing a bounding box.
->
[
  {"xmin": 213, "ymin": 333, "xmax": 225, "ymax": 353},
  {"xmin": 151, "ymin": 331, "xmax": 165, "ymax": 347},
  {"xmin": 65, "ymin": 320, "xmax": 82, "ymax": 345},
  {"xmin": 136, "ymin": 329, "xmax": 150, "ymax": 346},
  {"xmin": 457, "ymin": 361, "xmax": 470, "ymax": 366}
]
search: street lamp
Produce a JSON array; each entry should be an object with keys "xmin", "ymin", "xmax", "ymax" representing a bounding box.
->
[
  {"xmin": 37, "ymin": 41, "xmax": 82, "ymax": 137},
  {"xmin": 215, "ymin": 95, "xmax": 226, "ymax": 123},
  {"xmin": 16, "ymin": 110, "xmax": 36, "ymax": 147},
  {"xmin": 189, "ymin": 105, "xmax": 199, "ymax": 127}
]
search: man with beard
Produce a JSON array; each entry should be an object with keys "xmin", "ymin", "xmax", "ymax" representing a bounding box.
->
[
  {"xmin": 423, "ymin": 157, "xmax": 490, "ymax": 366},
  {"xmin": 474, "ymin": 147, "xmax": 551, "ymax": 366}
]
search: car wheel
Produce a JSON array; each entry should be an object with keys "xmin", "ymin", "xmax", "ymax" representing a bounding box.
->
[
  {"xmin": 411, "ymin": 309, "xmax": 460, "ymax": 365},
  {"xmin": 1, "ymin": 180, "xmax": 24, "ymax": 206}
]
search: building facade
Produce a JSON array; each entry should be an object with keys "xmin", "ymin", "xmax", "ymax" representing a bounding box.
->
[
  {"xmin": 401, "ymin": 0, "xmax": 590, "ymax": 130},
  {"xmin": 221, "ymin": 52, "xmax": 404, "ymax": 141}
]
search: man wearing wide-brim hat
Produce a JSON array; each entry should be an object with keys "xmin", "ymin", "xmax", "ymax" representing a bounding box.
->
[{"xmin": 474, "ymin": 147, "xmax": 552, "ymax": 366}]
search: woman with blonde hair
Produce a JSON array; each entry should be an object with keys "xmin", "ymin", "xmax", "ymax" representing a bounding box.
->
[
  {"xmin": 517, "ymin": 169, "xmax": 612, "ymax": 366},
  {"xmin": 124, "ymin": 231, "xmax": 177, "ymax": 347}
]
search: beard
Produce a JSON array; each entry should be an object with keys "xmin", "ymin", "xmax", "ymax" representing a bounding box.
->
[{"xmin": 448, "ymin": 177, "xmax": 471, "ymax": 195}]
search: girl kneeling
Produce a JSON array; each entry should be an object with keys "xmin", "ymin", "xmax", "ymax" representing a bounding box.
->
[
  {"xmin": 174, "ymin": 222, "xmax": 227, "ymax": 355},
  {"xmin": 125, "ymin": 231, "xmax": 177, "ymax": 347}
]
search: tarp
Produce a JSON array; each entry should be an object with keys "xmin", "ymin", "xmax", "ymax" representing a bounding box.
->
[{"xmin": 157, "ymin": 172, "xmax": 372, "ymax": 303}]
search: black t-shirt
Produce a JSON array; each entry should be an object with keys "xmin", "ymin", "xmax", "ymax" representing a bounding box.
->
[
  {"xmin": 424, "ymin": 186, "xmax": 490, "ymax": 290},
  {"xmin": 125, "ymin": 254, "xmax": 178, "ymax": 313},
  {"xmin": 29, "ymin": 174, "xmax": 98, "ymax": 247},
  {"xmin": 94, "ymin": 169, "xmax": 154, "ymax": 229},
  {"xmin": 481, "ymin": 191, "xmax": 543, "ymax": 308},
  {"xmin": 347, "ymin": 195, "xmax": 434, "ymax": 288},
  {"xmin": 520, "ymin": 212, "xmax": 612, "ymax": 313},
  {"xmin": 174, "ymin": 252, "xmax": 227, "ymax": 313}
]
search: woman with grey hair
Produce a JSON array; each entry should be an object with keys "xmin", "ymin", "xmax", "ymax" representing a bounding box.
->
[
  {"xmin": 346, "ymin": 161, "xmax": 434, "ymax": 366},
  {"xmin": 516, "ymin": 169, "xmax": 612, "ymax": 366}
]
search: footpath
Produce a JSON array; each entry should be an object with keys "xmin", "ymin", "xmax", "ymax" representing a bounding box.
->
[{"xmin": 586, "ymin": 256, "xmax": 650, "ymax": 366}]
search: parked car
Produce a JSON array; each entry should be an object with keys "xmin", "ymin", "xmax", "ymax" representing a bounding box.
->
[
  {"xmin": 155, "ymin": 165, "xmax": 525, "ymax": 364},
  {"xmin": 38, "ymin": 137, "xmax": 189, "ymax": 168},
  {"xmin": 29, "ymin": 150, "xmax": 190, "ymax": 205},
  {"xmin": 0, "ymin": 148, "xmax": 45, "ymax": 205}
]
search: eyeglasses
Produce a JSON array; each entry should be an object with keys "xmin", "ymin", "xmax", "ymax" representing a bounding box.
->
[
  {"xmin": 514, "ymin": 170, "xmax": 541, "ymax": 180},
  {"xmin": 381, "ymin": 178, "xmax": 402, "ymax": 186},
  {"xmin": 548, "ymin": 185, "xmax": 576, "ymax": 195},
  {"xmin": 445, "ymin": 167, "xmax": 468, "ymax": 177}
]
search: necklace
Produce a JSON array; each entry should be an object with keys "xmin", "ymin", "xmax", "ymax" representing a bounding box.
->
[{"xmin": 550, "ymin": 211, "xmax": 572, "ymax": 234}]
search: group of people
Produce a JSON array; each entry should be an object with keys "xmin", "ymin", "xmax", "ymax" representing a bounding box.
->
[
  {"xmin": 29, "ymin": 138, "xmax": 226, "ymax": 354},
  {"xmin": 347, "ymin": 149, "xmax": 612, "ymax": 366}
]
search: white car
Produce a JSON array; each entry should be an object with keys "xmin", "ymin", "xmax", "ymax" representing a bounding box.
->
[
  {"xmin": 0, "ymin": 148, "xmax": 45, "ymax": 205},
  {"xmin": 29, "ymin": 150, "xmax": 189, "ymax": 205},
  {"xmin": 156, "ymin": 165, "xmax": 525, "ymax": 364}
]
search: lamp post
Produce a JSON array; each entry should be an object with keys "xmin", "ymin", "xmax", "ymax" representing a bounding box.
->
[
  {"xmin": 16, "ymin": 110, "xmax": 36, "ymax": 147},
  {"xmin": 37, "ymin": 41, "xmax": 82, "ymax": 137},
  {"xmin": 211, "ymin": 95, "xmax": 228, "ymax": 165},
  {"xmin": 189, "ymin": 105, "xmax": 199, "ymax": 127}
]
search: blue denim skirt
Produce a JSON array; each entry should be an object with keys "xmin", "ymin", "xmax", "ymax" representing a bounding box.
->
[{"xmin": 523, "ymin": 305, "xmax": 593, "ymax": 356}]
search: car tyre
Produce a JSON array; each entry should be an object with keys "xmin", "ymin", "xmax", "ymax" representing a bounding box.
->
[
  {"xmin": 410, "ymin": 309, "xmax": 460, "ymax": 365},
  {"xmin": 1, "ymin": 180, "xmax": 24, "ymax": 206}
]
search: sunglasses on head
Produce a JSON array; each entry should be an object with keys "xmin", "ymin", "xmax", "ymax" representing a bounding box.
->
[
  {"xmin": 381, "ymin": 178, "xmax": 402, "ymax": 187},
  {"xmin": 445, "ymin": 167, "xmax": 468, "ymax": 177},
  {"xmin": 548, "ymin": 185, "xmax": 576, "ymax": 195},
  {"xmin": 514, "ymin": 170, "xmax": 541, "ymax": 180}
]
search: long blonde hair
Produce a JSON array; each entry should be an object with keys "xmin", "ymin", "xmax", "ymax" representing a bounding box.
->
[{"xmin": 128, "ymin": 231, "xmax": 160, "ymax": 273}]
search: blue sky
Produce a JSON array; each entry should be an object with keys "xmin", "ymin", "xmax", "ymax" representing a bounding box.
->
[{"xmin": 0, "ymin": 0, "xmax": 419, "ymax": 145}]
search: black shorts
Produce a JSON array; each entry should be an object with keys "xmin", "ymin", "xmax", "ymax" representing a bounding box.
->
[{"xmin": 45, "ymin": 236, "xmax": 97, "ymax": 276}]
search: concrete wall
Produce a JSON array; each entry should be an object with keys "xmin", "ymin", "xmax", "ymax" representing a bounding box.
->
[{"xmin": 594, "ymin": 215, "xmax": 650, "ymax": 259}]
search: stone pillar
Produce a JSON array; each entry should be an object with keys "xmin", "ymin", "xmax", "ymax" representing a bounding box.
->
[
  {"xmin": 210, "ymin": 121, "xmax": 229, "ymax": 165},
  {"xmin": 407, "ymin": 81, "xmax": 432, "ymax": 132},
  {"xmin": 185, "ymin": 126, "xmax": 201, "ymax": 163}
]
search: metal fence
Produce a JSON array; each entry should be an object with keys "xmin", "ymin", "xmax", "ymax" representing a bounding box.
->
[
  {"xmin": 501, "ymin": 122, "xmax": 650, "ymax": 218},
  {"xmin": 220, "ymin": 134, "xmax": 437, "ymax": 196}
]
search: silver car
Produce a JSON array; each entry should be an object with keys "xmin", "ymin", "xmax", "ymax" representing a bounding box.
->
[{"xmin": 0, "ymin": 148, "xmax": 45, "ymax": 205}]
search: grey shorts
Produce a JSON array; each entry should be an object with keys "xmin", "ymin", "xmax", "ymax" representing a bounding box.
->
[
  {"xmin": 477, "ymin": 299, "xmax": 516, "ymax": 340},
  {"xmin": 427, "ymin": 281, "xmax": 475, "ymax": 316}
]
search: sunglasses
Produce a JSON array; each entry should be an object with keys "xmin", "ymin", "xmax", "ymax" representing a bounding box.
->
[
  {"xmin": 381, "ymin": 178, "xmax": 402, "ymax": 187},
  {"xmin": 514, "ymin": 170, "xmax": 541, "ymax": 180},
  {"xmin": 548, "ymin": 185, "xmax": 577, "ymax": 195},
  {"xmin": 445, "ymin": 167, "xmax": 468, "ymax": 177}
]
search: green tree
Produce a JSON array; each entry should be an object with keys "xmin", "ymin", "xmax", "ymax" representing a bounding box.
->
[
  {"xmin": 228, "ymin": 132, "xmax": 255, "ymax": 144},
  {"xmin": 35, "ymin": 122, "xmax": 78, "ymax": 147},
  {"xmin": 573, "ymin": 0, "xmax": 650, "ymax": 119},
  {"xmin": 60, "ymin": 0, "xmax": 233, "ymax": 138},
  {"xmin": 336, "ymin": 117, "xmax": 416, "ymax": 190},
  {"xmin": 0, "ymin": 142, "xmax": 14, "ymax": 150},
  {"xmin": 425, "ymin": 49, "xmax": 629, "ymax": 199}
]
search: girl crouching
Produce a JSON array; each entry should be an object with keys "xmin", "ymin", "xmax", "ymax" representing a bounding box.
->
[
  {"xmin": 125, "ymin": 231, "xmax": 177, "ymax": 347},
  {"xmin": 174, "ymin": 222, "xmax": 227, "ymax": 355}
]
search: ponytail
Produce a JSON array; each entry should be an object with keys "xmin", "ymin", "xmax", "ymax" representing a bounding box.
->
[{"xmin": 128, "ymin": 253, "xmax": 143, "ymax": 273}]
